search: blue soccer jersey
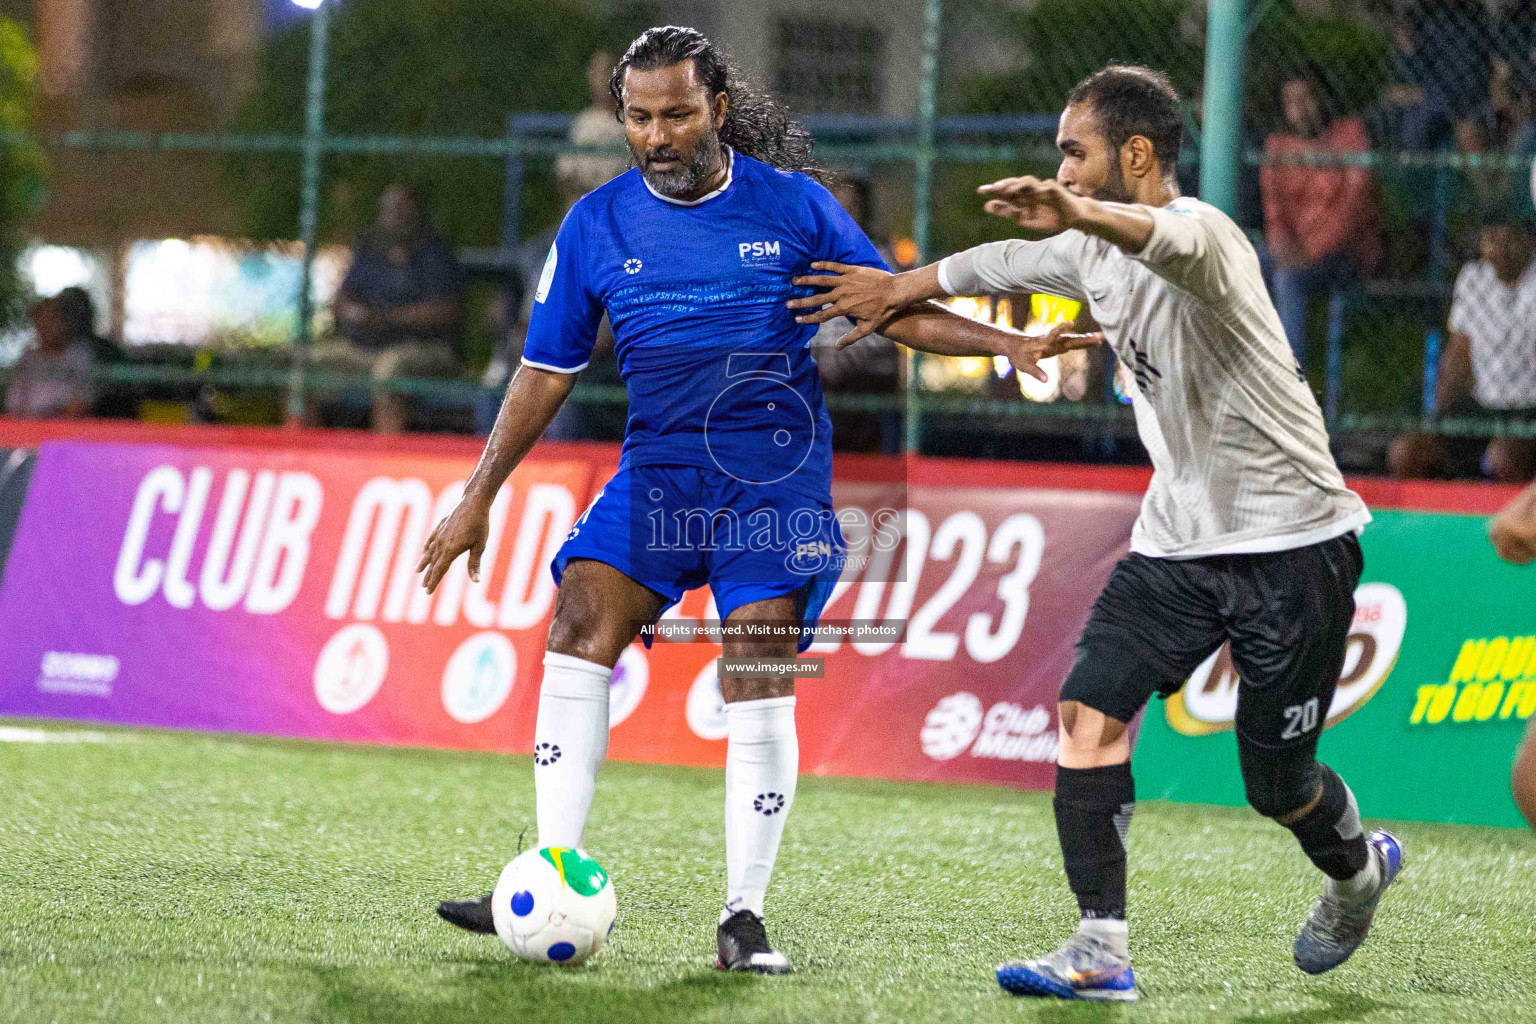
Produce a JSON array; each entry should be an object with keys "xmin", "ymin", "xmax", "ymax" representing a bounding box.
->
[{"xmin": 522, "ymin": 149, "xmax": 889, "ymax": 501}]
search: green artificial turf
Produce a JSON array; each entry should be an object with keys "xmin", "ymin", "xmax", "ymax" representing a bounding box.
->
[{"xmin": 2, "ymin": 718, "xmax": 1534, "ymax": 1023}]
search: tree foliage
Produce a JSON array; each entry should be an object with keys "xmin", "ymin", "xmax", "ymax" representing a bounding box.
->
[
  {"xmin": 227, "ymin": 0, "xmax": 649, "ymax": 246},
  {"xmin": 0, "ymin": 17, "xmax": 43, "ymax": 327}
]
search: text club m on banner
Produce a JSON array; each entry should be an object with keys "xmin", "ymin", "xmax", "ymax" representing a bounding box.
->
[{"xmin": 0, "ymin": 440, "xmax": 592, "ymax": 751}]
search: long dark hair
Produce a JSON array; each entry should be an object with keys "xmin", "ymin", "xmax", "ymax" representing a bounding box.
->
[{"xmin": 610, "ymin": 26, "xmax": 825, "ymax": 182}]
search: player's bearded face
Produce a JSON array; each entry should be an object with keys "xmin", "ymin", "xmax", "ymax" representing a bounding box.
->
[
  {"xmin": 620, "ymin": 63, "xmax": 728, "ymax": 199},
  {"xmin": 1055, "ymin": 105, "xmax": 1134, "ymax": 204},
  {"xmin": 631, "ymin": 123, "xmax": 723, "ymax": 198}
]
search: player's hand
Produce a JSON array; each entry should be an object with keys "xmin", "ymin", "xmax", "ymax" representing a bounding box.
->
[
  {"xmin": 417, "ymin": 496, "xmax": 492, "ymax": 594},
  {"xmin": 977, "ymin": 176, "xmax": 1086, "ymax": 237},
  {"xmin": 999, "ymin": 322, "xmax": 1102, "ymax": 382},
  {"xmin": 787, "ymin": 262, "xmax": 901, "ymax": 347},
  {"xmin": 1490, "ymin": 483, "xmax": 1536, "ymax": 565}
]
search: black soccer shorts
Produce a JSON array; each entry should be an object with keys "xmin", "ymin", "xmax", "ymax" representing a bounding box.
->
[{"xmin": 1060, "ymin": 532, "xmax": 1363, "ymax": 751}]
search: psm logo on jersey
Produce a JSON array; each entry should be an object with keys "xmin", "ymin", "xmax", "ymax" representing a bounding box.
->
[
  {"xmin": 738, "ymin": 240, "xmax": 782, "ymax": 266},
  {"xmin": 623, "ymin": 258, "xmax": 643, "ymax": 275}
]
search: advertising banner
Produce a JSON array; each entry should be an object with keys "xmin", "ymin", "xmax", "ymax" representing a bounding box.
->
[
  {"xmin": 0, "ymin": 439, "xmax": 1141, "ymax": 792},
  {"xmin": 7, "ymin": 433, "xmax": 1526, "ymax": 824},
  {"xmin": 0, "ymin": 440, "xmax": 595, "ymax": 752},
  {"xmin": 1133, "ymin": 509, "xmax": 1536, "ymax": 829}
]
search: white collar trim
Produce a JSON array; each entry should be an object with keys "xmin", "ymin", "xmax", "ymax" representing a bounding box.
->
[{"xmin": 642, "ymin": 148, "xmax": 734, "ymax": 206}]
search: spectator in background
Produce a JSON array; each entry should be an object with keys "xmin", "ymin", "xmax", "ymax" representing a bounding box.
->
[
  {"xmin": 556, "ymin": 50, "xmax": 629, "ymax": 198},
  {"xmin": 317, "ymin": 181, "xmax": 465, "ymax": 434},
  {"xmin": 809, "ymin": 173, "xmax": 900, "ymax": 453},
  {"xmin": 1375, "ymin": 1, "xmax": 1491, "ymax": 151},
  {"xmin": 1261, "ymin": 74, "xmax": 1381, "ymax": 366},
  {"xmin": 1390, "ymin": 217, "xmax": 1536, "ymax": 483},
  {"xmin": 53, "ymin": 287, "xmax": 116, "ymax": 366},
  {"xmin": 6, "ymin": 298, "xmax": 94, "ymax": 419},
  {"xmin": 54, "ymin": 285, "xmax": 134, "ymax": 419},
  {"xmin": 479, "ymin": 167, "xmax": 614, "ymax": 441}
]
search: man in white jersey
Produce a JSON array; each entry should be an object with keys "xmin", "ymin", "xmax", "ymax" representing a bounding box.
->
[{"xmin": 789, "ymin": 65, "xmax": 1403, "ymax": 1002}]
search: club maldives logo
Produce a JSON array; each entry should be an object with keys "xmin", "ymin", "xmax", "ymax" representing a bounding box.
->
[
  {"xmin": 441, "ymin": 632, "xmax": 517, "ymax": 724},
  {"xmin": 1166, "ymin": 582, "xmax": 1407, "ymax": 737},
  {"xmin": 921, "ymin": 692, "xmax": 984, "ymax": 760},
  {"xmin": 314, "ymin": 623, "xmax": 389, "ymax": 715},
  {"xmin": 921, "ymin": 692, "xmax": 1059, "ymax": 763},
  {"xmin": 608, "ymin": 645, "xmax": 650, "ymax": 728}
]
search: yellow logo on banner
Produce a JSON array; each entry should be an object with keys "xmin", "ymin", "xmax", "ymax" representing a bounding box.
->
[
  {"xmin": 1409, "ymin": 636, "xmax": 1536, "ymax": 726},
  {"xmin": 1165, "ymin": 583, "xmax": 1406, "ymax": 736}
]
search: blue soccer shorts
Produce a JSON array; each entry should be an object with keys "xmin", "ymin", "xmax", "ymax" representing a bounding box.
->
[{"xmin": 551, "ymin": 463, "xmax": 845, "ymax": 653}]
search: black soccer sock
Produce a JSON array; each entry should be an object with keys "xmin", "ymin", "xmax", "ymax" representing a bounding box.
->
[
  {"xmin": 1054, "ymin": 763, "xmax": 1135, "ymax": 920},
  {"xmin": 1280, "ymin": 763, "xmax": 1369, "ymax": 881}
]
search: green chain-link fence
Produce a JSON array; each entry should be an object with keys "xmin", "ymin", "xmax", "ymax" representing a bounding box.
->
[{"xmin": 7, "ymin": 0, "xmax": 1536, "ymax": 474}]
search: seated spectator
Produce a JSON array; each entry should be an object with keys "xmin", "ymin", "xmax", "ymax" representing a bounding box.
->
[
  {"xmin": 556, "ymin": 50, "xmax": 629, "ymax": 199},
  {"xmin": 1261, "ymin": 74, "xmax": 1380, "ymax": 366},
  {"xmin": 53, "ymin": 285, "xmax": 135, "ymax": 418},
  {"xmin": 479, "ymin": 173, "xmax": 612, "ymax": 441},
  {"xmin": 6, "ymin": 297, "xmax": 94, "ymax": 419},
  {"xmin": 1390, "ymin": 217, "xmax": 1536, "ymax": 483},
  {"xmin": 315, "ymin": 181, "xmax": 465, "ymax": 433},
  {"xmin": 809, "ymin": 174, "xmax": 900, "ymax": 453},
  {"xmin": 53, "ymin": 286, "xmax": 117, "ymax": 365}
]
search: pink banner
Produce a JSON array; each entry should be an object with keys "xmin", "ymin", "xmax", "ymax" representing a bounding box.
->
[{"xmin": 0, "ymin": 437, "xmax": 1141, "ymax": 791}]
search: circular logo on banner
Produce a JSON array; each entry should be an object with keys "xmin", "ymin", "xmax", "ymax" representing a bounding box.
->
[
  {"xmin": 921, "ymin": 692, "xmax": 985, "ymax": 760},
  {"xmin": 441, "ymin": 632, "xmax": 517, "ymax": 724},
  {"xmin": 1168, "ymin": 582, "xmax": 1407, "ymax": 736},
  {"xmin": 685, "ymin": 661, "xmax": 729, "ymax": 741},
  {"xmin": 315, "ymin": 624, "xmax": 388, "ymax": 715},
  {"xmin": 608, "ymin": 645, "xmax": 650, "ymax": 729}
]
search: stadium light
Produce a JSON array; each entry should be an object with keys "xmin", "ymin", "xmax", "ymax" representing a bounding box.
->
[{"xmin": 290, "ymin": 0, "xmax": 326, "ymax": 8}]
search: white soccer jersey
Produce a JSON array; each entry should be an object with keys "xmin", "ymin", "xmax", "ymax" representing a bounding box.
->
[{"xmin": 938, "ymin": 196, "xmax": 1370, "ymax": 559}]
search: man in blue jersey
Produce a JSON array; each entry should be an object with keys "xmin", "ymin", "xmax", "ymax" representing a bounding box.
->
[{"xmin": 417, "ymin": 25, "xmax": 1095, "ymax": 972}]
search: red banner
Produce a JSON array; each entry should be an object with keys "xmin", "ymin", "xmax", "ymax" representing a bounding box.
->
[{"xmin": 0, "ymin": 428, "xmax": 1150, "ymax": 791}]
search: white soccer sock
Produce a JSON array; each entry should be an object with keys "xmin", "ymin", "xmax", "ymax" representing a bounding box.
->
[
  {"xmin": 723, "ymin": 696, "xmax": 799, "ymax": 920},
  {"xmin": 1077, "ymin": 916, "xmax": 1130, "ymax": 960},
  {"xmin": 532, "ymin": 651, "xmax": 612, "ymax": 849},
  {"xmin": 1339, "ymin": 850, "xmax": 1381, "ymax": 898}
]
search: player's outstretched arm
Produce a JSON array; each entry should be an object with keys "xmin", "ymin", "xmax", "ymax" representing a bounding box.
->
[
  {"xmin": 416, "ymin": 364, "xmax": 576, "ymax": 593},
  {"xmin": 976, "ymin": 175, "xmax": 1154, "ymax": 254},
  {"xmin": 787, "ymin": 262, "xmax": 1098, "ymax": 379},
  {"xmin": 788, "ymin": 262, "xmax": 948, "ymax": 347},
  {"xmin": 881, "ymin": 311, "xmax": 1101, "ymax": 383}
]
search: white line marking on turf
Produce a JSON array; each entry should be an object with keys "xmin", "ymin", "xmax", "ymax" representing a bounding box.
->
[{"xmin": 0, "ymin": 726, "xmax": 120, "ymax": 744}]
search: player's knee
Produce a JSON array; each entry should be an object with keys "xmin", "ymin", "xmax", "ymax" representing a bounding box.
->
[
  {"xmin": 1487, "ymin": 439, "xmax": 1536, "ymax": 485},
  {"xmin": 1387, "ymin": 434, "xmax": 1438, "ymax": 480},
  {"xmin": 1057, "ymin": 700, "xmax": 1127, "ymax": 751},
  {"xmin": 546, "ymin": 585, "xmax": 616, "ymax": 665},
  {"xmin": 1241, "ymin": 750, "xmax": 1321, "ymax": 819}
]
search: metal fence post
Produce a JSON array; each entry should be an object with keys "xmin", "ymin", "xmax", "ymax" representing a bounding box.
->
[
  {"xmin": 1199, "ymin": 0, "xmax": 1247, "ymax": 216},
  {"xmin": 288, "ymin": 0, "xmax": 331, "ymax": 424},
  {"xmin": 502, "ymin": 114, "xmax": 525, "ymax": 252},
  {"xmin": 908, "ymin": 0, "xmax": 944, "ymax": 455}
]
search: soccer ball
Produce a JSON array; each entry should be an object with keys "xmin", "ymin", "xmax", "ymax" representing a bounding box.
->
[{"xmin": 491, "ymin": 846, "xmax": 617, "ymax": 966}]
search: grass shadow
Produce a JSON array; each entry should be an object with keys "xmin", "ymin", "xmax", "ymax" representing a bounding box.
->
[
  {"xmin": 308, "ymin": 959, "xmax": 766, "ymax": 1024},
  {"xmin": 1031, "ymin": 999, "xmax": 1131, "ymax": 1022},
  {"xmin": 1233, "ymin": 989, "xmax": 1392, "ymax": 1024}
]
